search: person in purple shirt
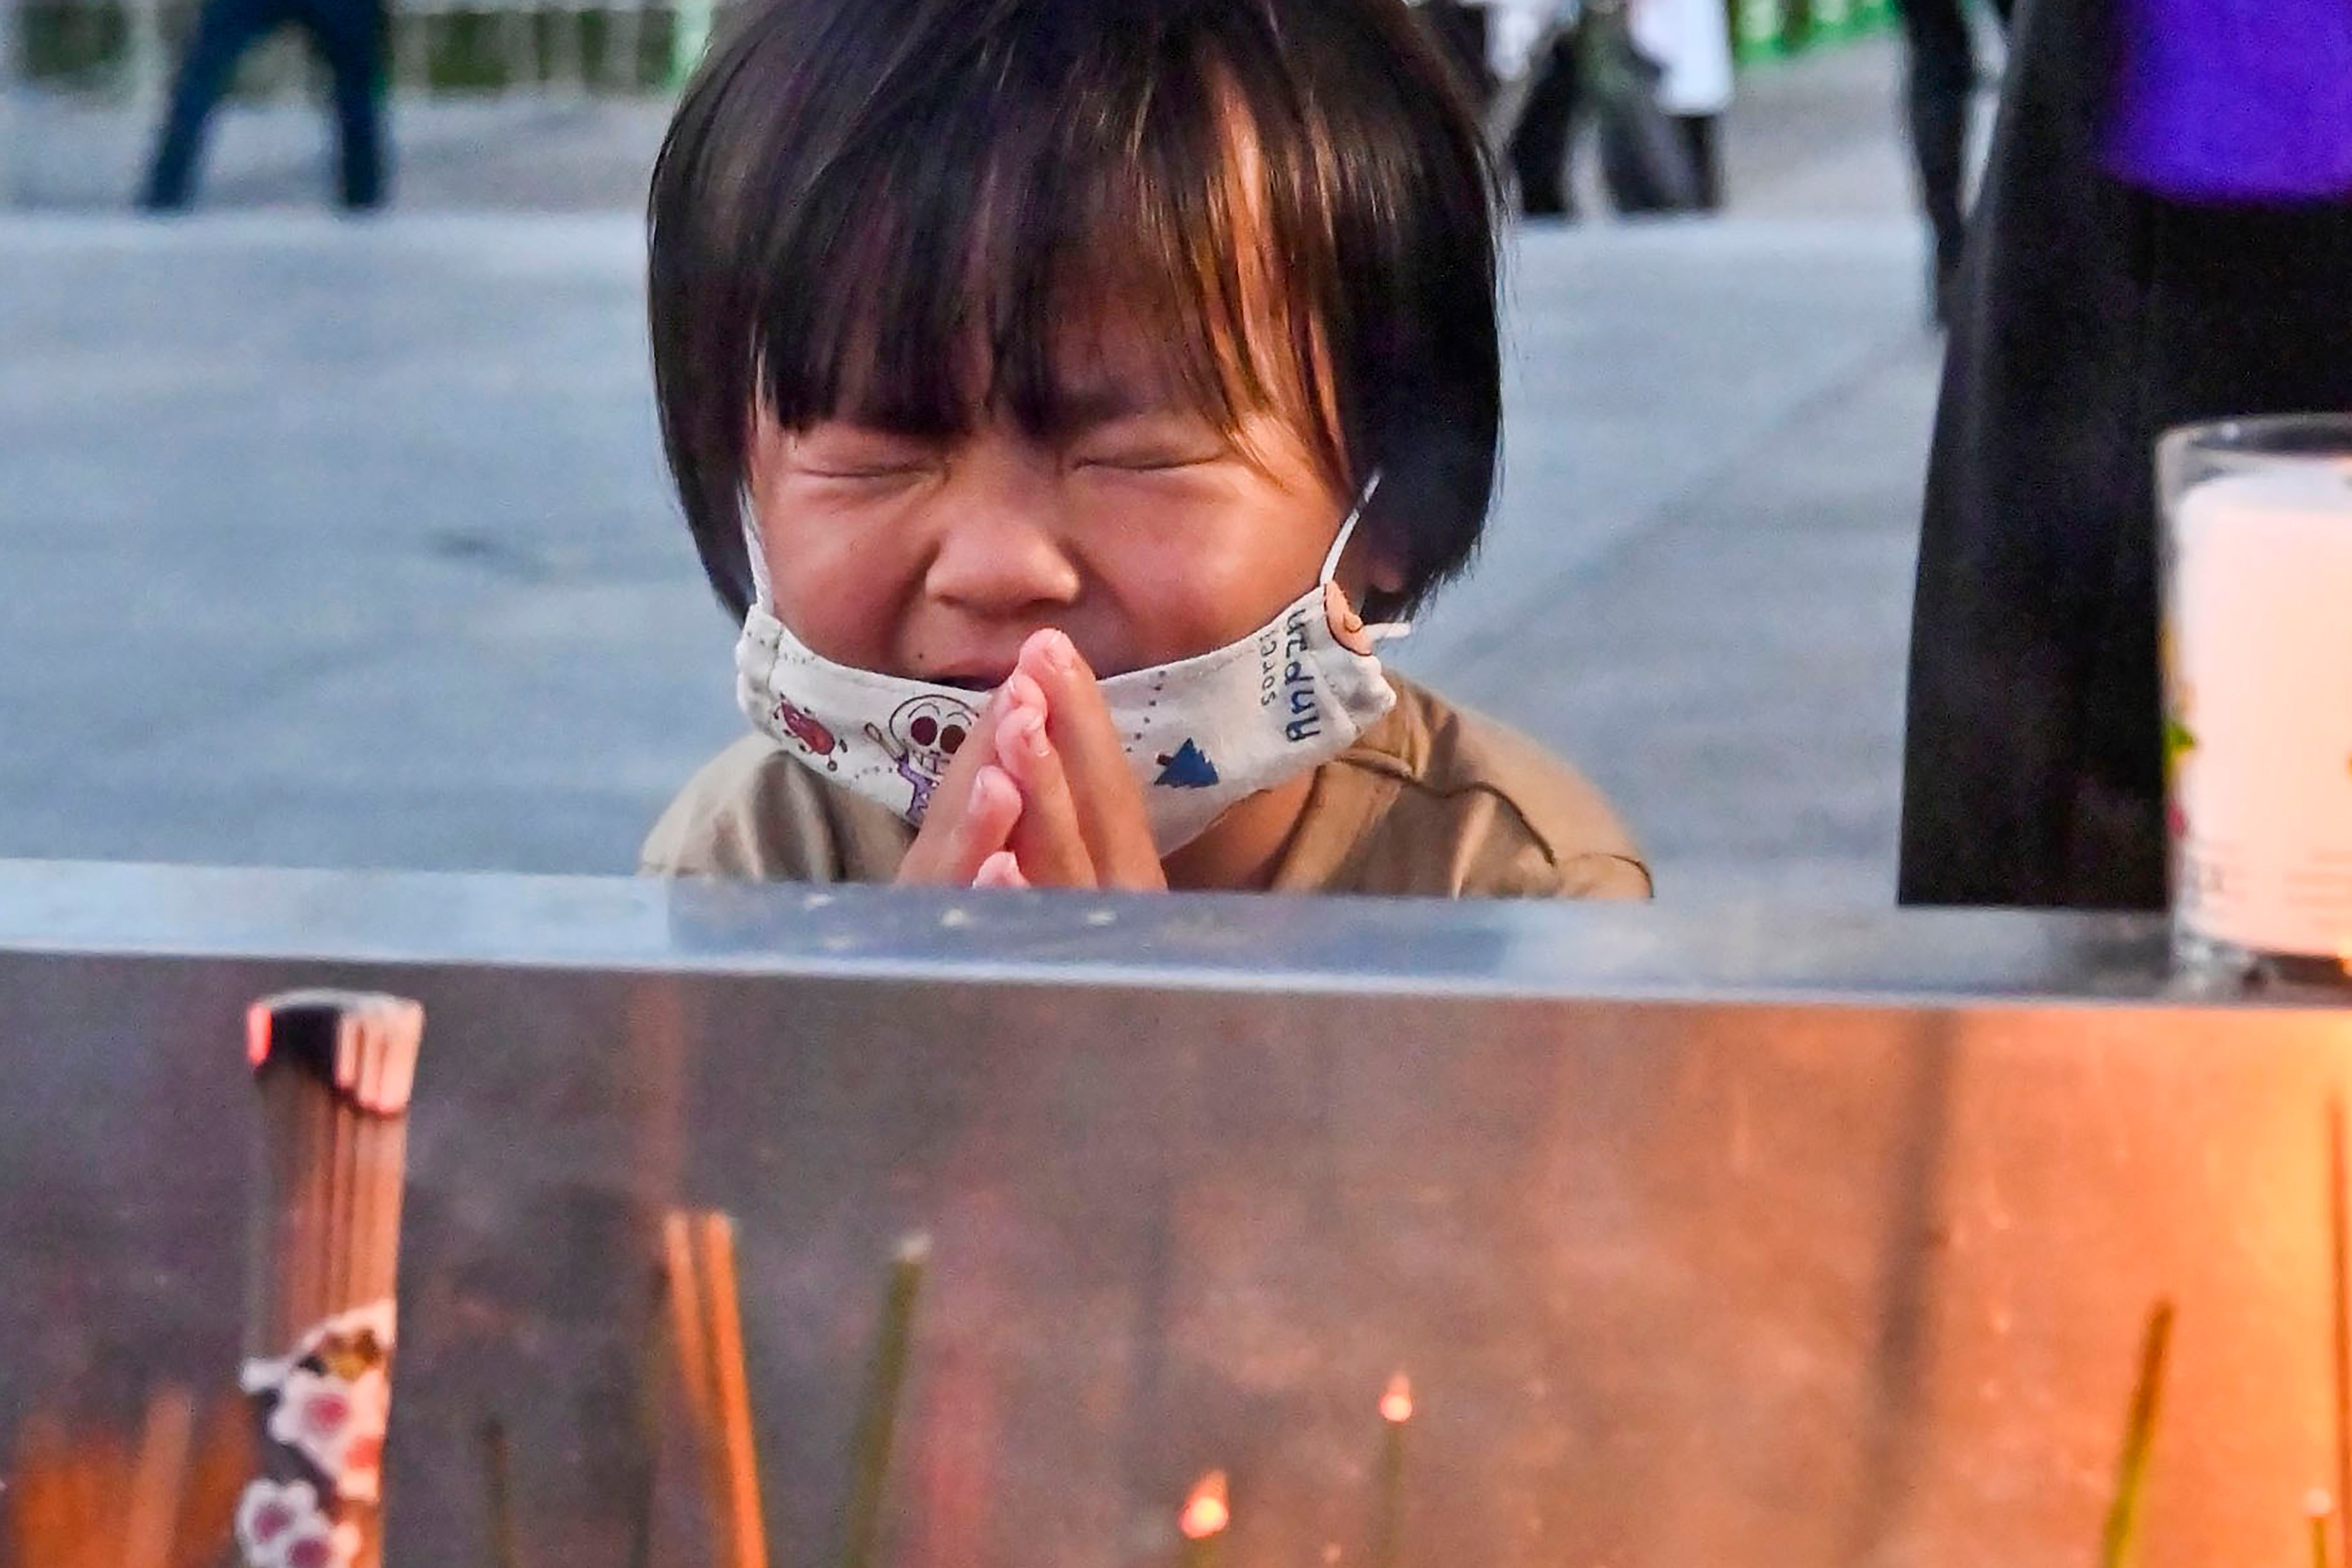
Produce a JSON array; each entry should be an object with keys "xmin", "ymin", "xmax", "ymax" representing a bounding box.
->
[
  {"xmin": 2104, "ymin": 0, "xmax": 2352, "ymax": 204},
  {"xmin": 1899, "ymin": 0, "xmax": 2352, "ymax": 910}
]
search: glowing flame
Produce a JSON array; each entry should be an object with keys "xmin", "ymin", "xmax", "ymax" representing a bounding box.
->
[
  {"xmin": 1380, "ymin": 1373, "xmax": 1413, "ymax": 1425},
  {"xmin": 2309, "ymin": 1488, "xmax": 2335, "ymax": 1521},
  {"xmin": 245, "ymin": 1004, "xmax": 271, "ymax": 1069},
  {"xmin": 1180, "ymin": 1471, "xmax": 1230, "ymax": 1539}
]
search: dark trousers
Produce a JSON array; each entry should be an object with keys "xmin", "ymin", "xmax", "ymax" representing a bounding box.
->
[
  {"xmin": 1511, "ymin": 32, "xmax": 1582, "ymax": 215},
  {"xmin": 1511, "ymin": 32, "xmax": 1720, "ymax": 216},
  {"xmin": 1418, "ymin": 1, "xmax": 1717, "ymax": 217},
  {"xmin": 143, "ymin": 0, "xmax": 388, "ymax": 210},
  {"xmin": 1892, "ymin": 0, "xmax": 2010, "ymax": 280},
  {"xmin": 1899, "ymin": 0, "xmax": 2352, "ymax": 909},
  {"xmin": 1676, "ymin": 113, "xmax": 1723, "ymax": 212}
]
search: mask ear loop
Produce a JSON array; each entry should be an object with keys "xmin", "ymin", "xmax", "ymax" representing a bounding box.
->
[
  {"xmin": 739, "ymin": 489, "xmax": 773, "ymax": 609},
  {"xmin": 734, "ymin": 488, "xmax": 792, "ymax": 706},
  {"xmin": 1319, "ymin": 471, "xmax": 1412, "ymax": 645}
]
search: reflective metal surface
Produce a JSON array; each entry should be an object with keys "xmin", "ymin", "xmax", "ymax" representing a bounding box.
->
[
  {"xmin": 0, "ymin": 858, "xmax": 2176, "ymax": 1000},
  {"xmin": 2, "ymin": 860, "xmax": 2347, "ymax": 1568}
]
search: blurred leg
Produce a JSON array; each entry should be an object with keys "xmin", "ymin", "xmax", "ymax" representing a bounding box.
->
[
  {"xmin": 300, "ymin": 0, "xmax": 388, "ymax": 207},
  {"xmin": 1893, "ymin": 0, "xmax": 1975, "ymax": 312},
  {"xmin": 1508, "ymin": 32, "xmax": 1583, "ymax": 217},
  {"xmin": 1676, "ymin": 114, "xmax": 1723, "ymax": 211},
  {"xmin": 141, "ymin": 0, "xmax": 280, "ymax": 209}
]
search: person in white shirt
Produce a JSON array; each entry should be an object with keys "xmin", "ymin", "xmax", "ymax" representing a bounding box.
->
[{"xmin": 1466, "ymin": 0, "xmax": 1729, "ymax": 215}]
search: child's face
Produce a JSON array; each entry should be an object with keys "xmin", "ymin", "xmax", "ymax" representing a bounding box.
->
[{"xmin": 746, "ymin": 321, "xmax": 1388, "ymax": 687}]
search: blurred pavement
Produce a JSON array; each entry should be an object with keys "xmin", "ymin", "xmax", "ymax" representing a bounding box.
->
[{"xmin": 0, "ymin": 37, "xmax": 1962, "ymax": 903}]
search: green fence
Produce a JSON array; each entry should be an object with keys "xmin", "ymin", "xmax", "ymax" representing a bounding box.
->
[
  {"xmin": 17, "ymin": 0, "xmax": 1889, "ymax": 100},
  {"xmin": 1731, "ymin": 0, "xmax": 1895, "ymax": 64},
  {"xmin": 12, "ymin": 0, "xmax": 710, "ymax": 94}
]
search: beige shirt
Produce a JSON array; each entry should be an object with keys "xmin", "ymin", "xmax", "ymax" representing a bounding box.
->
[{"xmin": 640, "ymin": 675, "xmax": 1650, "ymax": 898}]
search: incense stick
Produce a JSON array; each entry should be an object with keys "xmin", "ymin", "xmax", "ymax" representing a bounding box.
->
[
  {"xmin": 480, "ymin": 1417, "xmax": 522, "ymax": 1568},
  {"xmin": 700, "ymin": 1214, "xmax": 771, "ymax": 1568},
  {"xmin": 2309, "ymin": 1488, "xmax": 2334, "ymax": 1568},
  {"xmin": 661, "ymin": 1209, "xmax": 773, "ymax": 1568},
  {"xmin": 1375, "ymin": 1373, "xmax": 1412, "ymax": 1568},
  {"xmin": 239, "ymin": 990, "xmax": 423, "ymax": 1568},
  {"xmin": 122, "ymin": 1385, "xmax": 196, "ymax": 1568},
  {"xmin": 836, "ymin": 1234, "xmax": 930, "ymax": 1568},
  {"xmin": 7, "ymin": 1391, "xmax": 246, "ymax": 1568},
  {"xmin": 662, "ymin": 1210, "xmax": 730, "ymax": 1565},
  {"xmin": 2096, "ymin": 1299, "xmax": 2175, "ymax": 1568},
  {"xmin": 170, "ymin": 1394, "xmax": 254, "ymax": 1568},
  {"xmin": 2331, "ymin": 1097, "xmax": 2350, "ymax": 1559},
  {"xmin": 1179, "ymin": 1469, "xmax": 1230, "ymax": 1568},
  {"xmin": 628, "ymin": 1262, "xmax": 668, "ymax": 1568},
  {"xmin": 663, "ymin": 1212, "xmax": 716, "ymax": 1435},
  {"xmin": 7, "ymin": 1409, "xmax": 77, "ymax": 1568}
]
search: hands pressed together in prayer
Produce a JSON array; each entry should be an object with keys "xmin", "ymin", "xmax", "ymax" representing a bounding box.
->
[{"xmin": 894, "ymin": 629, "xmax": 1168, "ymax": 892}]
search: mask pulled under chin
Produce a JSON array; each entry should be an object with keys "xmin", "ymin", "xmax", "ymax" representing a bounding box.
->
[{"xmin": 733, "ymin": 476, "xmax": 1405, "ymax": 858}]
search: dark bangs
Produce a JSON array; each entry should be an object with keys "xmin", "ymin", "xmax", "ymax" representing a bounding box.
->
[{"xmin": 649, "ymin": 0, "xmax": 1500, "ymax": 621}]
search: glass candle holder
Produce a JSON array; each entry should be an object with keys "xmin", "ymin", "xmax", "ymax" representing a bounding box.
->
[{"xmin": 2161, "ymin": 414, "xmax": 2352, "ymax": 988}]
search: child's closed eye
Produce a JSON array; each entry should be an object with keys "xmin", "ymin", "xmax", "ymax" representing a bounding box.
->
[
  {"xmin": 1075, "ymin": 446, "xmax": 1224, "ymax": 472},
  {"xmin": 803, "ymin": 462, "xmax": 933, "ymax": 482},
  {"xmin": 787, "ymin": 426, "xmax": 942, "ymax": 482},
  {"xmin": 1068, "ymin": 419, "xmax": 1229, "ymax": 473}
]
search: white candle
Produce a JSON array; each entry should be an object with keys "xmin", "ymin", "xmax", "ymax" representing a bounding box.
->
[{"xmin": 2169, "ymin": 462, "xmax": 2352, "ymax": 958}]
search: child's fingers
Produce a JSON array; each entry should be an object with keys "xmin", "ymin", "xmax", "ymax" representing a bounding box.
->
[
  {"xmin": 995, "ymin": 685, "xmax": 1098, "ymax": 888},
  {"xmin": 972, "ymin": 850, "xmax": 1029, "ymax": 890},
  {"xmin": 892, "ymin": 686, "xmax": 1014, "ymax": 883},
  {"xmin": 896, "ymin": 763, "xmax": 1020, "ymax": 885},
  {"xmin": 1020, "ymin": 630, "xmax": 1163, "ymax": 888},
  {"xmin": 931, "ymin": 684, "xmax": 1012, "ymax": 806}
]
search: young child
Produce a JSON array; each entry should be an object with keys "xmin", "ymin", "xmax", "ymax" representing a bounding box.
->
[{"xmin": 639, "ymin": 0, "xmax": 1649, "ymax": 898}]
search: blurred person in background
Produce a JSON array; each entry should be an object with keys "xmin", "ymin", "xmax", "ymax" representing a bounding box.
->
[
  {"xmin": 1893, "ymin": 0, "xmax": 2009, "ymax": 320},
  {"xmin": 1491, "ymin": 0, "xmax": 1724, "ymax": 217},
  {"xmin": 140, "ymin": 0, "xmax": 388, "ymax": 210},
  {"xmin": 1900, "ymin": 0, "xmax": 2352, "ymax": 909},
  {"xmin": 1629, "ymin": 0, "xmax": 1731, "ymax": 210},
  {"xmin": 1410, "ymin": 0, "xmax": 1586, "ymax": 214}
]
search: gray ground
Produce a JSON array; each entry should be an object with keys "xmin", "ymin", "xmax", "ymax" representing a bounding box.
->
[{"xmin": 0, "ymin": 38, "xmax": 1966, "ymax": 902}]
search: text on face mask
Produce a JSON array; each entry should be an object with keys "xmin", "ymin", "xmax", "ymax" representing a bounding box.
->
[{"xmin": 1258, "ymin": 603, "xmax": 1323, "ymax": 743}]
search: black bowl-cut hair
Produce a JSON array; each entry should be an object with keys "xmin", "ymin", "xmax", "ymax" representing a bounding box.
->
[{"xmin": 647, "ymin": 0, "xmax": 1500, "ymax": 625}]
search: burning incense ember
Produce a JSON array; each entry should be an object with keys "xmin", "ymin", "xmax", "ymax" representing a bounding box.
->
[
  {"xmin": 1376, "ymin": 1375, "xmax": 1411, "ymax": 1568},
  {"xmin": 1181, "ymin": 1471, "xmax": 1231, "ymax": 1540}
]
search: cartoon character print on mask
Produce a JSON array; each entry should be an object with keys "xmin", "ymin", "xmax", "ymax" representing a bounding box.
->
[
  {"xmin": 771, "ymin": 696, "xmax": 841, "ymax": 769},
  {"xmin": 865, "ymin": 693, "xmax": 975, "ymax": 821},
  {"xmin": 1154, "ymin": 739, "xmax": 1219, "ymax": 788}
]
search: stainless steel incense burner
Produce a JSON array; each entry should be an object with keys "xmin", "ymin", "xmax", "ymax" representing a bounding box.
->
[{"xmin": 1, "ymin": 860, "xmax": 2346, "ymax": 1568}]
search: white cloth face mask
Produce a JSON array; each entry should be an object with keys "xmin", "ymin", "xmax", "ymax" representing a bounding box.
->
[{"xmin": 734, "ymin": 474, "xmax": 1406, "ymax": 857}]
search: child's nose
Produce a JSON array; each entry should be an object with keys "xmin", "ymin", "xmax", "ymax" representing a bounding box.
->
[{"xmin": 921, "ymin": 468, "xmax": 1082, "ymax": 619}]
